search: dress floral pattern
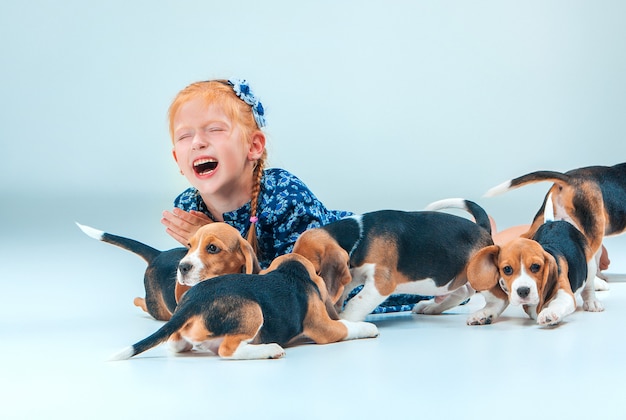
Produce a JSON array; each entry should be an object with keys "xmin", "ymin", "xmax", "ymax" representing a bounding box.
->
[
  {"xmin": 174, "ymin": 167, "xmax": 430, "ymax": 313},
  {"xmin": 174, "ymin": 168, "xmax": 351, "ymax": 268}
]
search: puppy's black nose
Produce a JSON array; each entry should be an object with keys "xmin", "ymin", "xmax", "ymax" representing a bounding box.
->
[
  {"xmin": 517, "ymin": 287, "xmax": 530, "ymax": 298},
  {"xmin": 179, "ymin": 262, "xmax": 193, "ymax": 276}
]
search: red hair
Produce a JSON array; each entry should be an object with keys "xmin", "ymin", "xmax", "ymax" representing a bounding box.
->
[{"xmin": 168, "ymin": 80, "xmax": 267, "ymax": 256}]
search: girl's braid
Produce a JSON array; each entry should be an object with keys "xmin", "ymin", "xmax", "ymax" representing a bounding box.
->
[{"xmin": 246, "ymin": 154, "xmax": 266, "ymax": 256}]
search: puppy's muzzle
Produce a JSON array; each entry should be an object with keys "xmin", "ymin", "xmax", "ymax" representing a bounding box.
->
[
  {"xmin": 178, "ymin": 262, "xmax": 194, "ymax": 285},
  {"xmin": 511, "ymin": 285, "xmax": 538, "ymax": 305}
]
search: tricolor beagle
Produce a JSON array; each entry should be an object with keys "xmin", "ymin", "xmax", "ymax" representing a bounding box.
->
[
  {"xmin": 485, "ymin": 162, "xmax": 626, "ymax": 286},
  {"xmin": 466, "ymin": 196, "xmax": 604, "ymax": 326},
  {"xmin": 77, "ymin": 222, "xmax": 259, "ymax": 321},
  {"xmin": 110, "ymin": 253, "xmax": 379, "ymax": 360},
  {"xmin": 292, "ymin": 199, "xmax": 494, "ymax": 322},
  {"xmin": 175, "ymin": 223, "xmax": 261, "ymax": 299}
]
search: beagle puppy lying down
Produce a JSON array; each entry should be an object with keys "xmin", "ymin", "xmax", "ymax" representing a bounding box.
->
[
  {"xmin": 111, "ymin": 253, "xmax": 379, "ymax": 360},
  {"xmin": 293, "ymin": 199, "xmax": 494, "ymax": 322},
  {"xmin": 77, "ymin": 222, "xmax": 260, "ymax": 321},
  {"xmin": 467, "ymin": 196, "xmax": 604, "ymax": 326},
  {"xmin": 485, "ymin": 162, "xmax": 626, "ymax": 288}
]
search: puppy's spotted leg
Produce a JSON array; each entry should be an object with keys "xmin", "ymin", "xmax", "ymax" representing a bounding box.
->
[
  {"xmin": 582, "ymin": 259, "xmax": 604, "ymax": 312},
  {"xmin": 594, "ymin": 248, "xmax": 610, "ymax": 291},
  {"xmin": 340, "ymin": 264, "xmax": 387, "ymax": 322}
]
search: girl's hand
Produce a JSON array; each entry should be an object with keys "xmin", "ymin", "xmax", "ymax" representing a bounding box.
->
[{"xmin": 161, "ymin": 208, "xmax": 213, "ymax": 246}]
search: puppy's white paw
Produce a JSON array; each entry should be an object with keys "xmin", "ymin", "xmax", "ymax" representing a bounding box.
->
[
  {"xmin": 583, "ymin": 299, "xmax": 605, "ymax": 312},
  {"xmin": 412, "ymin": 301, "xmax": 442, "ymax": 315},
  {"xmin": 537, "ymin": 309, "xmax": 562, "ymax": 326},
  {"xmin": 262, "ymin": 343, "xmax": 286, "ymax": 359},
  {"xmin": 229, "ymin": 342, "xmax": 286, "ymax": 360},
  {"xmin": 466, "ymin": 310, "xmax": 497, "ymax": 326},
  {"xmin": 594, "ymin": 277, "xmax": 610, "ymax": 291},
  {"xmin": 362, "ymin": 322, "xmax": 380, "ymax": 338},
  {"xmin": 340, "ymin": 320, "xmax": 379, "ymax": 340}
]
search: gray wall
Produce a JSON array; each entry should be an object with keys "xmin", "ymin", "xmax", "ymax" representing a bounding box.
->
[{"xmin": 3, "ymin": 0, "xmax": 625, "ymax": 247}]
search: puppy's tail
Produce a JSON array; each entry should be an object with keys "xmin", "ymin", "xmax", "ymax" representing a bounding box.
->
[
  {"xmin": 76, "ymin": 222, "xmax": 160, "ymax": 264},
  {"xmin": 425, "ymin": 198, "xmax": 491, "ymax": 234},
  {"xmin": 543, "ymin": 192, "xmax": 555, "ymax": 223},
  {"xmin": 484, "ymin": 170, "xmax": 571, "ymax": 197},
  {"xmin": 108, "ymin": 307, "xmax": 192, "ymax": 361}
]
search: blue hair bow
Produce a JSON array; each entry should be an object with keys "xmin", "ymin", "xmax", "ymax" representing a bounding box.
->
[{"xmin": 228, "ymin": 78, "xmax": 266, "ymax": 128}]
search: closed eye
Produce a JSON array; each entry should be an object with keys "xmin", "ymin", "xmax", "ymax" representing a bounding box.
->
[
  {"xmin": 176, "ymin": 133, "xmax": 192, "ymax": 142},
  {"xmin": 205, "ymin": 123, "xmax": 228, "ymax": 134}
]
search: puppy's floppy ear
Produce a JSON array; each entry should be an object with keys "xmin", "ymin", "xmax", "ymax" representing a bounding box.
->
[
  {"xmin": 259, "ymin": 253, "xmax": 286, "ymax": 275},
  {"xmin": 292, "ymin": 229, "xmax": 352, "ymax": 305},
  {"xmin": 174, "ymin": 283, "xmax": 190, "ymax": 304},
  {"xmin": 467, "ymin": 245, "xmax": 501, "ymax": 291},
  {"xmin": 536, "ymin": 251, "xmax": 561, "ymax": 313},
  {"xmin": 239, "ymin": 237, "xmax": 261, "ymax": 274},
  {"xmin": 319, "ymin": 246, "xmax": 352, "ymax": 305}
]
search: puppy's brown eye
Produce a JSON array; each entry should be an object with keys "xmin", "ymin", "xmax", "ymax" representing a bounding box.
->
[
  {"xmin": 530, "ymin": 263, "xmax": 540, "ymax": 273},
  {"xmin": 502, "ymin": 266, "xmax": 513, "ymax": 276},
  {"xmin": 206, "ymin": 244, "xmax": 220, "ymax": 254}
]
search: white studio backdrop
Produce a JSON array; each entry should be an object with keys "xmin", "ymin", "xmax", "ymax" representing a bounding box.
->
[{"xmin": 1, "ymin": 0, "xmax": 625, "ymax": 242}]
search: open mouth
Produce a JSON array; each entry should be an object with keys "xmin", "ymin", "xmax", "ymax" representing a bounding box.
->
[{"xmin": 193, "ymin": 159, "xmax": 218, "ymax": 176}]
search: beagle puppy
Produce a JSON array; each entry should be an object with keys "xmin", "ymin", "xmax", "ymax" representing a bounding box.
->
[
  {"xmin": 292, "ymin": 199, "xmax": 494, "ymax": 322},
  {"xmin": 485, "ymin": 162, "xmax": 626, "ymax": 287},
  {"xmin": 110, "ymin": 253, "xmax": 379, "ymax": 361},
  {"xmin": 467, "ymin": 197, "xmax": 604, "ymax": 326},
  {"xmin": 175, "ymin": 223, "xmax": 261, "ymax": 300},
  {"xmin": 77, "ymin": 222, "xmax": 259, "ymax": 321}
]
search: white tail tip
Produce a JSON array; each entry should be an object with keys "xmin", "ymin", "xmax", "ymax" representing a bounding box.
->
[
  {"xmin": 543, "ymin": 193, "xmax": 555, "ymax": 222},
  {"xmin": 484, "ymin": 180, "xmax": 512, "ymax": 197},
  {"xmin": 424, "ymin": 198, "xmax": 466, "ymax": 211},
  {"xmin": 75, "ymin": 222, "xmax": 104, "ymax": 240},
  {"xmin": 108, "ymin": 346, "xmax": 134, "ymax": 361}
]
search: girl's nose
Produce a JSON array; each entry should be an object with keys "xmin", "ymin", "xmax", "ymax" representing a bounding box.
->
[{"xmin": 191, "ymin": 133, "xmax": 208, "ymax": 150}]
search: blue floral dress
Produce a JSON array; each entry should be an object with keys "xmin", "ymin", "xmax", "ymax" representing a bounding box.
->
[{"xmin": 174, "ymin": 167, "xmax": 428, "ymax": 314}]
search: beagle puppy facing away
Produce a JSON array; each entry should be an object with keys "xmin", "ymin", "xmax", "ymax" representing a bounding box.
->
[
  {"xmin": 77, "ymin": 222, "xmax": 260, "ymax": 321},
  {"xmin": 485, "ymin": 162, "xmax": 626, "ymax": 287},
  {"xmin": 110, "ymin": 253, "xmax": 379, "ymax": 361},
  {"xmin": 293, "ymin": 199, "xmax": 494, "ymax": 322},
  {"xmin": 466, "ymin": 196, "xmax": 604, "ymax": 326}
]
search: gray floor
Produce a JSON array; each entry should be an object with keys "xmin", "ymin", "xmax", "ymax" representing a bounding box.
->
[{"xmin": 2, "ymin": 195, "xmax": 625, "ymax": 420}]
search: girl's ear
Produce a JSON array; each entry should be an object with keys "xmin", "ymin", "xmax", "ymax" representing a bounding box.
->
[
  {"xmin": 172, "ymin": 150, "xmax": 184, "ymax": 175},
  {"xmin": 247, "ymin": 131, "xmax": 266, "ymax": 161}
]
